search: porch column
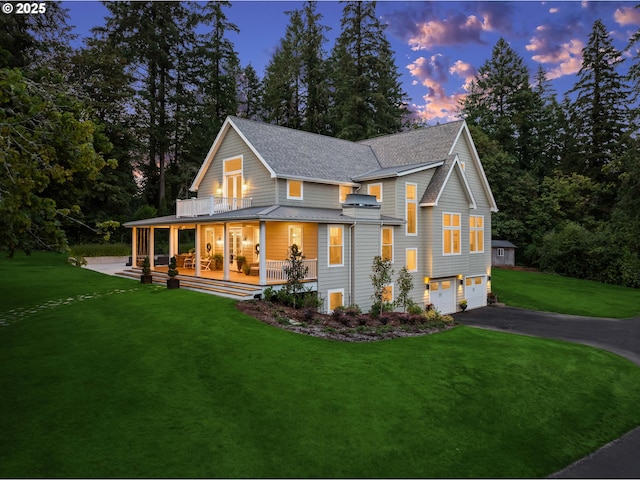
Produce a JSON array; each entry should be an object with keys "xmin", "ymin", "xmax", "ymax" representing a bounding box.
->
[
  {"xmin": 131, "ymin": 227, "xmax": 137, "ymax": 267},
  {"xmin": 169, "ymin": 226, "xmax": 178, "ymax": 259},
  {"xmin": 149, "ymin": 227, "xmax": 155, "ymax": 269},
  {"xmin": 195, "ymin": 224, "xmax": 202, "ymax": 277},
  {"xmin": 259, "ymin": 221, "xmax": 266, "ymax": 285},
  {"xmin": 223, "ymin": 223, "xmax": 229, "ymax": 281}
]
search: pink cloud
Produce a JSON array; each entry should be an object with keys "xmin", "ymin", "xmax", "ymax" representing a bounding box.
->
[
  {"xmin": 411, "ymin": 81, "xmax": 466, "ymax": 123},
  {"xmin": 614, "ymin": 6, "xmax": 640, "ymax": 26},
  {"xmin": 408, "ymin": 14, "xmax": 486, "ymax": 50},
  {"xmin": 449, "ymin": 60, "xmax": 476, "ymax": 89},
  {"xmin": 527, "ymin": 27, "xmax": 584, "ymax": 79}
]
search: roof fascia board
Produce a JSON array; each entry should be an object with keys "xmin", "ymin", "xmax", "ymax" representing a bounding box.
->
[
  {"xmin": 354, "ymin": 161, "xmax": 444, "ymax": 182},
  {"xmin": 454, "ymin": 121, "xmax": 499, "ymax": 212}
]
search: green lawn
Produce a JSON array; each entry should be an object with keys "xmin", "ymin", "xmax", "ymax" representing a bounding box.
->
[
  {"xmin": 492, "ymin": 268, "xmax": 640, "ymax": 318},
  {"xmin": 1, "ymin": 253, "xmax": 640, "ymax": 478}
]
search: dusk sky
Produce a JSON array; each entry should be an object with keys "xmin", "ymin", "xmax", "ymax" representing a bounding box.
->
[{"xmin": 63, "ymin": 1, "xmax": 640, "ymax": 124}]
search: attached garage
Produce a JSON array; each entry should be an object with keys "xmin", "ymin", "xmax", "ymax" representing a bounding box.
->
[
  {"xmin": 428, "ymin": 279, "xmax": 456, "ymax": 314},
  {"xmin": 465, "ymin": 275, "xmax": 487, "ymax": 310}
]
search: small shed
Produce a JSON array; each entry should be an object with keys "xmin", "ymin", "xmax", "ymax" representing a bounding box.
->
[{"xmin": 492, "ymin": 240, "xmax": 517, "ymax": 267}]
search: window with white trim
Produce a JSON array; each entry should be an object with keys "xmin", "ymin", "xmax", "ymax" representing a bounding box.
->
[
  {"xmin": 497, "ymin": 247, "xmax": 505, "ymax": 257},
  {"xmin": 339, "ymin": 185, "xmax": 352, "ymax": 203},
  {"xmin": 287, "ymin": 180, "xmax": 303, "ymax": 200},
  {"xmin": 406, "ymin": 182, "xmax": 417, "ymax": 235},
  {"xmin": 406, "ymin": 248, "xmax": 417, "ymax": 272},
  {"xmin": 382, "ymin": 284, "xmax": 394, "ymax": 303},
  {"xmin": 470, "ymin": 215, "xmax": 484, "ymax": 253},
  {"xmin": 328, "ymin": 225, "xmax": 344, "ymax": 267},
  {"xmin": 381, "ymin": 226, "xmax": 393, "ymax": 262},
  {"xmin": 368, "ymin": 183, "xmax": 382, "ymax": 202},
  {"xmin": 443, "ymin": 213, "xmax": 461, "ymax": 255},
  {"xmin": 289, "ymin": 225, "xmax": 303, "ymax": 252},
  {"xmin": 223, "ymin": 157, "xmax": 243, "ymax": 199},
  {"xmin": 327, "ymin": 289, "xmax": 344, "ymax": 313}
]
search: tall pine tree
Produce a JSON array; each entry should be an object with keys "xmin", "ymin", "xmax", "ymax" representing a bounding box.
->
[{"xmin": 328, "ymin": 1, "xmax": 406, "ymax": 141}]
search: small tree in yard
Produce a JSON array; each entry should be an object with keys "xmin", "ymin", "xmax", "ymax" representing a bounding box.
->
[
  {"xmin": 370, "ymin": 255, "xmax": 394, "ymax": 316},
  {"xmin": 283, "ymin": 244, "xmax": 308, "ymax": 308},
  {"xmin": 395, "ymin": 265, "xmax": 414, "ymax": 312}
]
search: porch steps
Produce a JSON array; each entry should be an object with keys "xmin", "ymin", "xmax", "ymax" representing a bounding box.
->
[{"xmin": 116, "ymin": 269, "xmax": 261, "ymax": 300}]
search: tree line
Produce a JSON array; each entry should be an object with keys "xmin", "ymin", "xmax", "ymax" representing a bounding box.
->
[{"xmin": 1, "ymin": 1, "xmax": 639, "ymax": 287}]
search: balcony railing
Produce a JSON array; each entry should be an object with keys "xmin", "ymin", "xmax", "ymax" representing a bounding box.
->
[
  {"xmin": 176, "ymin": 196, "xmax": 252, "ymax": 218},
  {"xmin": 265, "ymin": 259, "xmax": 318, "ymax": 281}
]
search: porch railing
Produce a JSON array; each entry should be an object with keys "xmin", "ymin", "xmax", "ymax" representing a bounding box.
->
[
  {"xmin": 176, "ymin": 196, "xmax": 252, "ymax": 218},
  {"xmin": 265, "ymin": 259, "xmax": 318, "ymax": 282}
]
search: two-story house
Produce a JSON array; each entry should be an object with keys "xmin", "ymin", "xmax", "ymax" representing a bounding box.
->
[{"xmin": 124, "ymin": 116, "xmax": 497, "ymax": 314}]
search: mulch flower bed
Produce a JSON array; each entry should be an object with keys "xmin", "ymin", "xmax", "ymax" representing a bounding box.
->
[{"xmin": 236, "ymin": 300, "xmax": 458, "ymax": 343}]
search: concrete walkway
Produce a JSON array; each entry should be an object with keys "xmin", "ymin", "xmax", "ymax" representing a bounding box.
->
[{"xmin": 453, "ymin": 305, "xmax": 640, "ymax": 479}]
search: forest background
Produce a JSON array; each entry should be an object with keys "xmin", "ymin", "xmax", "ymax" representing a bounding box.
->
[{"xmin": 1, "ymin": 1, "xmax": 640, "ymax": 287}]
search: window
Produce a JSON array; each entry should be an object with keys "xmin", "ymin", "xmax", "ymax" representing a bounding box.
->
[
  {"xmin": 406, "ymin": 248, "xmax": 417, "ymax": 272},
  {"xmin": 470, "ymin": 215, "xmax": 484, "ymax": 253},
  {"xmin": 223, "ymin": 157, "xmax": 243, "ymax": 199},
  {"xmin": 339, "ymin": 185, "xmax": 352, "ymax": 203},
  {"xmin": 287, "ymin": 179, "xmax": 303, "ymax": 200},
  {"xmin": 368, "ymin": 183, "xmax": 382, "ymax": 202},
  {"xmin": 497, "ymin": 247, "xmax": 505, "ymax": 257},
  {"xmin": 328, "ymin": 289, "xmax": 344, "ymax": 313},
  {"xmin": 289, "ymin": 226, "xmax": 303, "ymax": 252},
  {"xmin": 443, "ymin": 213, "xmax": 461, "ymax": 255},
  {"xmin": 406, "ymin": 183, "xmax": 417, "ymax": 235},
  {"xmin": 328, "ymin": 225, "xmax": 343, "ymax": 266},
  {"xmin": 382, "ymin": 284, "xmax": 394, "ymax": 303},
  {"xmin": 381, "ymin": 227, "xmax": 393, "ymax": 262}
]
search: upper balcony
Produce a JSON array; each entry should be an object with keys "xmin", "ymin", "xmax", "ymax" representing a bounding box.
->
[{"xmin": 176, "ymin": 196, "xmax": 252, "ymax": 218}]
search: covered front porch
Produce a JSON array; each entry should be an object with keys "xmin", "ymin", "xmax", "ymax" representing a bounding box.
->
[{"xmin": 130, "ymin": 220, "xmax": 318, "ymax": 287}]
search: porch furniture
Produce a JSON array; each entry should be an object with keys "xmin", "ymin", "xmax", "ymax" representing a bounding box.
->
[
  {"xmin": 249, "ymin": 262, "xmax": 259, "ymax": 276},
  {"xmin": 200, "ymin": 257, "xmax": 211, "ymax": 271},
  {"xmin": 183, "ymin": 256, "xmax": 195, "ymax": 269}
]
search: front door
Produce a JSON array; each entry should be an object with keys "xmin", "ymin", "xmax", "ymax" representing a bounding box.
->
[{"xmin": 229, "ymin": 227, "xmax": 242, "ymax": 265}]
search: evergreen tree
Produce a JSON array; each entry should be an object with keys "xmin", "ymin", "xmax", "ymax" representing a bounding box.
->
[
  {"xmin": 567, "ymin": 19, "xmax": 630, "ymax": 186},
  {"xmin": 262, "ymin": 1, "xmax": 330, "ymax": 133},
  {"xmin": 328, "ymin": 1, "xmax": 407, "ymax": 140},
  {"xmin": 237, "ymin": 64, "xmax": 263, "ymax": 121}
]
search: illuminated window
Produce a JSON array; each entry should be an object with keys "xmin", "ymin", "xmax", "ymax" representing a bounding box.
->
[
  {"xmin": 328, "ymin": 225, "xmax": 343, "ymax": 267},
  {"xmin": 368, "ymin": 183, "xmax": 382, "ymax": 202},
  {"xmin": 406, "ymin": 248, "xmax": 417, "ymax": 272},
  {"xmin": 443, "ymin": 213, "xmax": 461, "ymax": 255},
  {"xmin": 223, "ymin": 157, "xmax": 243, "ymax": 199},
  {"xmin": 382, "ymin": 284, "xmax": 394, "ymax": 303},
  {"xmin": 381, "ymin": 227, "xmax": 393, "ymax": 262},
  {"xmin": 328, "ymin": 289, "xmax": 344, "ymax": 312},
  {"xmin": 406, "ymin": 183, "xmax": 417, "ymax": 235},
  {"xmin": 339, "ymin": 185, "xmax": 352, "ymax": 203},
  {"xmin": 470, "ymin": 215, "xmax": 484, "ymax": 253},
  {"xmin": 289, "ymin": 225, "xmax": 303, "ymax": 252},
  {"xmin": 287, "ymin": 180, "xmax": 303, "ymax": 200}
]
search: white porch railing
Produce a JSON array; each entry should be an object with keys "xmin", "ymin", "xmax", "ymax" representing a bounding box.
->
[
  {"xmin": 176, "ymin": 196, "xmax": 252, "ymax": 217},
  {"xmin": 265, "ymin": 259, "xmax": 318, "ymax": 282}
]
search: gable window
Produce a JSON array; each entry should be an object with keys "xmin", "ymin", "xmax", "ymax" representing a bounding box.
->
[
  {"xmin": 223, "ymin": 157, "xmax": 243, "ymax": 199},
  {"xmin": 406, "ymin": 182, "xmax": 417, "ymax": 235},
  {"xmin": 443, "ymin": 213, "xmax": 461, "ymax": 255},
  {"xmin": 381, "ymin": 226, "xmax": 394, "ymax": 262},
  {"xmin": 339, "ymin": 185, "xmax": 352, "ymax": 203},
  {"xmin": 470, "ymin": 215, "xmax": 484, "ymax": 253},
  {"xmin": 368, "ymin": 183, "xmax": 382, "ymax": 202},
  {"xmin": 328, "ymin": 225, "xmax": 344, "ymax": 267},
  {"xmin": 287, "ymin": 179, "xmax": 303, "ymax": 200},
  {"xmin": 406, "ymin": 248, "xmax": 417, "ymax": 272},
  {"xmin": 327, "ymin": 289, "xmax": 344, "ymax": 313}
]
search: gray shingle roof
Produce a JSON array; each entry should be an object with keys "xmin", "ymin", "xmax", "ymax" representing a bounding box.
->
[
  {"xmin": 492, "ymin": 240, "xmax": 517, "ymax": 248},
  {"xmin": 229, "ymin": 116, "xmax": 380, "ymax": 183},
  {"xmin": 358, "ymin": 120, "xmax": 464, "ymax": 168}
]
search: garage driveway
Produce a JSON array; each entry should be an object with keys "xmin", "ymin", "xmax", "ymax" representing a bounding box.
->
[{"xmin": 453, "ymin": 305, "xmax": 640, "ymax": 478}]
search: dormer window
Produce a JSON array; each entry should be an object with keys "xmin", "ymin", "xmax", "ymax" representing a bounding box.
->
[
  {"xmin": 368, "ymin": 183, "xmax": 382, "ymax": 202},
  {"xmin": 287, "ymin": 179, "xmax": 303, "ymax": 200}
]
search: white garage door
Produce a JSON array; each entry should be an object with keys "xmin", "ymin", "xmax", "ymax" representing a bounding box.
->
[
  {"xmin": 429, "ymin": 279, "xmax": 456, "ymax": 314},
  {"xmin": 465, "ymin": 276, "xmax": 487, "ymax": 310}
]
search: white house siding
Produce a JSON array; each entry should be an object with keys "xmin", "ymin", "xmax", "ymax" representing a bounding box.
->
[
  {"xmin": 351, "ymin": 223, "xmax": 382, "ymax": 311},
  {"xmin": 316, "ymin": 224, "xmax": 351, "ymax": 313},
  {"xmin": 275, "ymin": 179, "xmax": 343, "ymax": 209},
  {"xmin": 197, "ymin": 129, "xmax": 276, "ymax": 206}
]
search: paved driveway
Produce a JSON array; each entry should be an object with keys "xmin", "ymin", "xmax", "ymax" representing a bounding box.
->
[{"xmin": 453, "ymin": 305, "xmax": 640, "ymax": 478}]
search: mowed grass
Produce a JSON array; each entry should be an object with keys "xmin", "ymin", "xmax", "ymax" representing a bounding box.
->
[
  {"xmin": 1, "ymin": 254, "xmax": 640, "ymax": 478},
  {"xmin": 492, "ymin": 268, "xmax": 640, "ymax": 318}
]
